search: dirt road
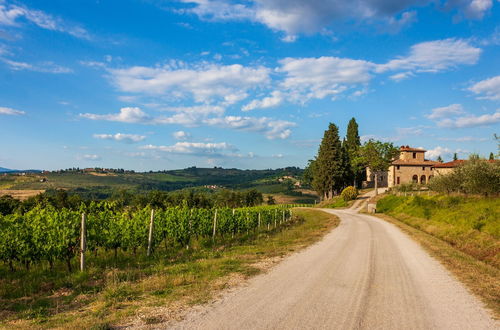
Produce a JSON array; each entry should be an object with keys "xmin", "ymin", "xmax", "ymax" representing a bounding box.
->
[{"xmin": 170, "ymin": 203, "xmax": 497, "ymax": 329}]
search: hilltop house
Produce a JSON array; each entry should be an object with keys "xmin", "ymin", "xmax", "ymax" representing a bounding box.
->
[{"xmin": 365, "ymin": 146, "xmax": 438, "ymax": 188}]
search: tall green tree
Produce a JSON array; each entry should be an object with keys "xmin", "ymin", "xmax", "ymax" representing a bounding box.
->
[
  {"xmin": 341, "ymin": 139, "xmax": 352, "ymax": 189},
  {"xmin": 359, "ymin": 140, "xmax": 400, "ymax": 195},
  {"xmin": 489, "ymin": 152, "xmax": 495, "ymax": 160},
  {"xmin": 313, "ymin": 123, "xmax": 344, "ymax": 200},
  {"xmin": 453, "ymin": 153, "xmax": 458, "ymax": 161},
  {"xmin": 345, "ymin": 118, "xmax": 363, "ymax": 187},
  {"xmin": 437, "ymin": 155, "xmax": 443, "ymax": 163}
]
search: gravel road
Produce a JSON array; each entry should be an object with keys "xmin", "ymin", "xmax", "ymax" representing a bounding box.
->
[{"xmin": 169, "ymin": 203, "xmax": 497, "ymax": 329}]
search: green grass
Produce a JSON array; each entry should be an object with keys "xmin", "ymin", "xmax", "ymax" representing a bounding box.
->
[
  {"xmin": 0, "ymin": 208, "xmax": 338, "ymax": 329},
  {"xmin": 316, "ymin": 195, "xmax": 349, "ymax": 208},
  {"xmin": 377, "ymin": 194, "xmax": 500, "ymax": 268}
]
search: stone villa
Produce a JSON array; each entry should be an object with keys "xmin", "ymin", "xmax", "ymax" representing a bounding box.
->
[{"xmin": 365, "ymin": 146, "xmax": 441, "ymax": 188}]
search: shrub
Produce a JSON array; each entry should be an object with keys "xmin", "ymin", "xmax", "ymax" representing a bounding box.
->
[
  {"xmin": 341, "ymin": 186, "xmax": 358, "ymax": 202},
  {"xmin": 429, "ymin": 159, "xmax": 499, "ymax": 196}
]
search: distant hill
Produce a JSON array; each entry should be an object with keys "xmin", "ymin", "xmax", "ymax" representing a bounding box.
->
[{"xmin": 0, "ymin": 167, "xmax": 42, "ymax": 173}]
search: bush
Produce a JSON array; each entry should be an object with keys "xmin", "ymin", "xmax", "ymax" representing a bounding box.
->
[
  {"xmin": 341, "ymin": 186, "xmax": 358, "ymax": 202},
  {"xmin": 429, "ymin": 159, "xmax": 499, "ymax": 196}
]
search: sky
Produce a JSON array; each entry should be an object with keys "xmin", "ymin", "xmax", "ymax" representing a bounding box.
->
[{"xmin": 0, "ymin": 0, "xmax": 499, "ymax": 171}]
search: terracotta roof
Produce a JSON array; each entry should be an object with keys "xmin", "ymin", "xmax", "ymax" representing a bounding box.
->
[
  {"xmin": 433, "ymin": 160, "xmax": 466, "ymax": 168},
  {"xmin": 399, "ymin": 146, "xmax": 426, "ymax": 152},
  {"xmin": 392, "ymin": 159, "xmax": 437, "ymax": 165}
]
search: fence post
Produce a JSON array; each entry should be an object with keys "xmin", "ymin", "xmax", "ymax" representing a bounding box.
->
[
  {"xmin": 147, "ymin": 209, "xmax": 155, "ymax": 257},
  {"xmin": 258, "ymin": 212, "xmax": 261, "ymax": 229},
  {"xmin": 282, "ymin": 210, "xmax": 285, "ymax": 224},
  {"xmin": 80, "ymin": 213, "xmax": 86, "ymax": 272},
  {"xmin": 212, "ymin": 209, "xmax": 218, "ymax": 241}
]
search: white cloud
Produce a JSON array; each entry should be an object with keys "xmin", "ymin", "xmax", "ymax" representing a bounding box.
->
[
  {"xmin": 93, "ymin": 133, "xmax": 146, "ymax": 143},
  {"xmin": 469, "ymin": 75, "xmax": 500, "ymax": 101},
  {"xmin": 141, "ymin": 141, "xmax": 236, "ymax": 156},
  {"xmin": 109, "ymin": 63, "xmax": 269, "ymax": 104},
  {"xmin": 180, "ymin": 1, "xmax": 492, "ymax": 38},
  {"xmin": 425, "ymin": 146, "xmax": 453, "ymax": 159},
  {"xmin": 389, "ymin": 71, "xmax": 414, "ymax": 81},
  {"xmin": 426, "ymin": 104, "xmax": 464, "ymax": 120},
  {"xmin": 0, "ymin": 2, "xmax": 89, "ymax": 39},
  {"xmin": 81, "ymin": 107, "xmax": 296, "ymax": 140},
  {"xmin": 82, "ymin": 154, "xmax": 101, "ymax": 161},
  {"xmin": 0, "ymin": 58, "xmax": 72, "ymax": 73},
  {"xmin": 437, "ymin": 109, "xmax": 500, "ymax": 128},
  {"xmin": 204, "ymin": 116, "xmax": 295, "ymax": 139},
  {"xmin": 173, "ymin": 130, "xmax": 191, "ymax": 140},
  {"xmin": 396, "ymin": 126, "xmax": 424, "ymax": 136},
  {"xmin": 377, "ymin": 39, "xmax": 481, "ymax": 74},
  {"xmin": 0, "ymin": 106, "xmax": 24, "ymax": 115},
  {"xmin": 242, "ymin": 91, "xmax": 284, "ymax": 111},
  {"xmin": 278, "ymin": 56, "xmax": 374, "ymax": 102},
  {"xmin": 81, "ymin": 107, "xmax": 151, "ymax": 124}
]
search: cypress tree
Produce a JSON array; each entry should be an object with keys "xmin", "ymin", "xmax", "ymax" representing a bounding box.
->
[
  {"xmin": 453, "ymin": 153, "xmax": 458, "ymax": 161},
  {"xmin": 489, "ymin": 152, "xmax": 494, "ymax": 160},
  {"xmin": 346, "ymin": 118, "xmax": 363, "ymax": 187},
  {"xmin": 437, "ymin": 155, "xmax": 443, "ymax": 163},
  {"xmin": 313, "ymin": 123, "xmax": 343, "ymax": 200}
]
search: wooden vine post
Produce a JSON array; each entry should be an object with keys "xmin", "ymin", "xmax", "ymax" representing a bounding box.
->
[
  {"xmin": 80, "ymin": 213, "xmax": 86, "ymax": 272},
  {"xmin": 212, "ymin": 209, "xmax": 218, "ymax": 242},
  {"xmin": 147, "ymin": 209, "xmax": 155, "ymax": 257}
]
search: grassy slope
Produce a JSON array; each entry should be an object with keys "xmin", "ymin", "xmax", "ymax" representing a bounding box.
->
[
  {"xmin": 0, "ymin": 209, "xmax": 338, "ymax": 329},
  {"xmin": 375, "ymin": 194, "xmax": 499, "ymax": 317}
]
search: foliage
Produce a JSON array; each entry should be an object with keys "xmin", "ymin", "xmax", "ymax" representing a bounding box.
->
[
  {"xmin": 0, "ymin": 203, "xmax": 299, "ymax": 272},
  {"xmin": 341, "ymin": 186, "xmax": 358, "ymax": 202},
  {"xmin": 313, "ymin": 123, "xmax": 344, "ymax": 199},
  {"xmin": 428, "ymin": 159, "xmax": 499, "ymax": 196},
  {"xmin": 359, "ymin": 139, "xmax": 399, "ymax": 193},
  {"xmin": 346, "ymin": 118, "xmax": 364, "ymax": 187}
]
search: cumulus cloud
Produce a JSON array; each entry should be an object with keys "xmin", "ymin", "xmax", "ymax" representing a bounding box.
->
[
  {"xmin": 82, "ymin": 154, "xmax": 101, "ymax": 161},
  {"xmin": 179, "ymin": 0, "xmax": 493, "ymax": 38},
  {"xmin": 377, "ymin": 39, "xmax": 481, "ymax": 74},
  {"xmin": 109, "ymin": 63, "xmax": 269, "ymax": 104},
  {"xmin": 80, "ymin": 107, "xmax": 296, "ymax": 140},
  {"xmin": 0, "ymin": 58, "xmax": 72, "ymax": 73},
  {"xmin": 93, "ymin": 133, "xmax": 146, "ymax": 143},
  {"xmin": 437, "ymin": 109, "xmax": 500, "ymax": 128},
  {"xmin": 172, "ymin": 130, "xmax": 191, "ymax": 140},
  {"xmin": 425, "ymin": 146, "xmax": 453, "ymax": 159},
  {"xmin": 278, "ymin": 56, "xmax": 374, "ymax": 102},
  {"xmin": 469, "ymin": 75, "xmax": 500, "ymax": 101},
  {"xmin": 242, "ymin": 91, "xmax": 284, "ymax": 111},
  {"xmin": 204, "ymin": 116, "xmax": 295, "ymax": 139},
  {"xmin": 141, "ymin": 141, "xmax": 237, "ymax": 156},
  {"xmin": 0, "ymin": 1, "xmax": 90, "ymax": 39},
  {"xmin": 0, "ymin": 106, "xmax": 24, "ymax": 115},
  {"xmin": 426, "ymin": 104, "xmax": 464, "ymax": 120},
  {"xmin": 81, "ymin": 107, "xmax": 151, "ymax": 124}
]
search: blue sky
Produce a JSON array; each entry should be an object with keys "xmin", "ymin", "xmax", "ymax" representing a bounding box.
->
[{"xmin": 0, "ymin": 0, "xmax": 499, "ymax": 171}]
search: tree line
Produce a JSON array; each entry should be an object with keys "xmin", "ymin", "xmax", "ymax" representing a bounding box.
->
[{"xmin": 305, "ymin": 118, "xmax": 399, "ymax": 199}]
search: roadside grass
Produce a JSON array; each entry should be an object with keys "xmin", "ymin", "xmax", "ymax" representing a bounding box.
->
[
  {"xmin": 315, "ymin": 195, "xmax": 350, "ymax": 208},
  {"xmin": 375, "ymin": 194, "xmax": 499, "ymax": 317},
  {"xmin": 0, "ymin": 208, "xmax": 338, "ymax": 329},
  {"xmin": 377, "ymin": 195, "xmax": 499, "ymax": 267}
]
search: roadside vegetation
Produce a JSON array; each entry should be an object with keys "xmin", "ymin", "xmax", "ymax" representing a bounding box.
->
[{"xmin": 0, "ymin": 208, "xmax": 338, "ymax": 329}]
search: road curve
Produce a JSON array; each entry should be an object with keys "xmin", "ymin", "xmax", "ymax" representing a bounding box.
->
[{"xmin": 169, "ymin": 208, "xmax": 497, "ymax": 330}]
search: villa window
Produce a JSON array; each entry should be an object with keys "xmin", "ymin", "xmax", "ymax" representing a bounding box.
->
[
  {"xmin": 396, "ymin": 165, "xmax": 400, "ymax": 170},
  {"xmin": 421, "ymin": 175, "xmax": 426, "ymax": 184},
  {"xmin": 413, "ymin": 152, "xmax": 416, "ymax": 159},
  {"xmin": 397, "ymin": 177, "xmax": 400, "ymax": 184},
  {"xmin": 422, "ymin": 166, "xmax": 425, "ymax": 171},
  {"xmin": 412, "ymin": 175, "xmax": 418, "ymax": 183}
]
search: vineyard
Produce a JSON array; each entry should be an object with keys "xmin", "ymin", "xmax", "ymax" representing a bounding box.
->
[{"xmin": 0, "ymin": 202, "xmax": 302, "ymax": 272}]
